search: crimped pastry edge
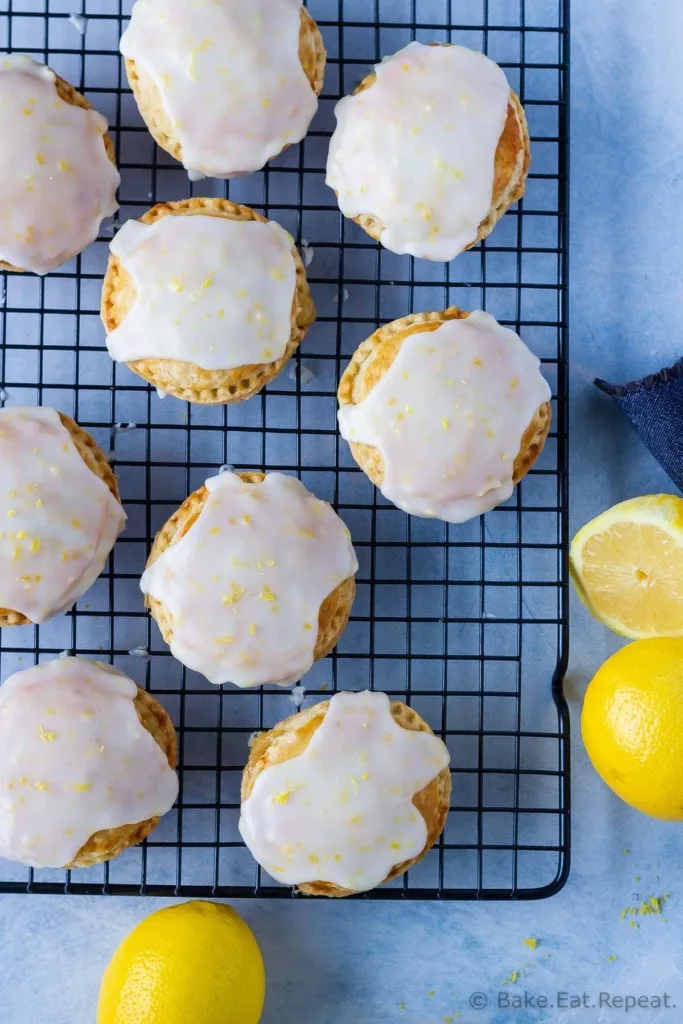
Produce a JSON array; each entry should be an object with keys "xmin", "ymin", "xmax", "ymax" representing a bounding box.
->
[
  {"xmin": 0, "ymin": 71, "xmax": 117, "ymax": 275},
  {"xmin": 144, "ymin": 472, "xmax": 355, "ymax": 680},
  {"xmin": 0, "ymin": 412, "xmax": 122, "ymax": 628},
  {"xmin": 340, "ymin": 46, "xmax": 531, "ymax": 254},
  {"xmin": 68, "ymin": 683, "xmax": 177, "ymax": 868},
  {"xmin": 100, "ymin": 197, "xmax": 316, "ymax": 404},
  {"xmin": 124, "ymin": 6, "xmax": 326, "ymax": 170},
  {"xmin": 241, "ymin": 697, "xmax": 451, "ymax": 897},
  {"xmin": 337, "ymin": 306, "xmax": 551, "ymax": 496}
]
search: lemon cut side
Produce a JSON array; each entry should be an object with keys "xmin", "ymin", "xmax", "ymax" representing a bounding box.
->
[{"xmin": 570, "ymin": 494, "xmax": 683, "ymax": 639}]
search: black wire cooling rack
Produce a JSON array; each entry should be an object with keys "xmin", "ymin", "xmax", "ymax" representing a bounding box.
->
[{"xmin": 0, "ymin": 0, "xmax": 570, "ymax": 899}]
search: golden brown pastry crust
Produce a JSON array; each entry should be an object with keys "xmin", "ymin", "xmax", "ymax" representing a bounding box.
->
[
  {"xmin": 0, "ymin": 413, "xmax": 122, "ymax": 628},
  {"xmin": 100, "ymin": 197, "xmax": 316, "ymax": 404},
  {"xmin": 124, "ymin": 6, "xmax": 326, "ymax": 168},
  {"xmin": 0, "ymin": 72, "xmax": 117, "ymax": 275},
  {"xmin": 242, "ymin": 698, "xmax": 451, "ymax": 897},
  {"xmin": 343, "ymin": 47, "xmax": 530, "ymax": 252},
  {"xmin": 337, "ymin": 307, "xmax": 551, "ymax": 496},
  {"xmin": 68, "ymin": 686, "xmax": 178, "ymax": 868},
  {"xmin": 144, "ymin": 472, "xmax": 356, "ymax": 671}
]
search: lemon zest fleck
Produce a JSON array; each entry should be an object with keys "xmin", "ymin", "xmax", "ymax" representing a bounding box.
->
[{"xmin": 272, "ymin": 790, "xmax": 293, "ymax": 805}]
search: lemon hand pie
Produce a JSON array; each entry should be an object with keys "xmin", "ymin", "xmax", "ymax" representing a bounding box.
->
[
  {"xmin": 119, "ymin": 0, "xmax": 325, "ymax": 178},
  {"xmin": 338, "ymin": 308, "xmax": 551, "ymax": 524},
  {"xmin": 239, "ymin": 690, "xmax": 451, "ymax": 896},
  {"xmin": 101, "ymin": 199, "xmax": 315, "ymax": 403},
  {"xmin": 0, "ymin": 657, "xmax": 178, "ymax": 869},
  {"xmin": 326, "ymin": 41, "xmax": 529, "ymax": 261},
  {"xmin": 141, "ymin": 472, "xmax": 358, "ymax": 687},
  {"xmin": 0, "ymin": 406, "xmax": 126, "ymax": 626},
  {"xmin": 0, "ymin": 54, "xmax": 119, "ymax": 274}
]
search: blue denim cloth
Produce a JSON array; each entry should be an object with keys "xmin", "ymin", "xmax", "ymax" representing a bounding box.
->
[{"xmin": 595, "ymin": 358, "xmax": 683, "ymax": 491}]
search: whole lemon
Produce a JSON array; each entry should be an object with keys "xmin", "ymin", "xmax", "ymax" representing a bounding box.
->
[
  {"xmin": 97, "ymin": 901, "xmax": 265, "ymax": 1024},
  {"xmin": 582, "ymin": 638, "xmax": 683, "ymax": 819}
]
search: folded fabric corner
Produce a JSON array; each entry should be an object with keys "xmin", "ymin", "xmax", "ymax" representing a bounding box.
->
[{"xmin": 594, "ymin": 358, "xmax": 683, "ymax": 492}]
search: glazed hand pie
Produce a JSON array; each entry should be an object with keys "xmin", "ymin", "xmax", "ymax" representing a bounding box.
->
[
  {"xmin": 239, "ymin": 690, "xmax": 451, "ymax": 896},
  {"xmin": 101, "ymin": 198, "xmax": 315, "ymax": 404},
  {"xmin": 326, "ymin": 41, "xmax": 529, "ymax": 261},
  {"xmin": 120, "ymin": 0, "xmax": 325, "ymax": 178},
  {"xmin": 0, "ymin": 657, "xmax": 178, "ymax": 869},
  {"xmin": 0, "ymin": 55, "xmax": 119, "ymax": 274},
  {"xmin": 140, "ymin": 472, "xmax": 358, "ymax": 687},
  {"xmin": 337, "ymin": 308, "xmax": 551, "ymax": 524},
  {"xmin": 0, "ymin": 406, "xmax": 126, "ymax": 626}
]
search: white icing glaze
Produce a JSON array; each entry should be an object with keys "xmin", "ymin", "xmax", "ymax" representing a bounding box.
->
[
  {"xmin": 140, "ymin": 472, "xmax": 358, "ymax": 687},
  {"xmin": 239, "ymin": 690, "xmax": 450, "ymax": 892},
  {"xmin": 338, "ymin": 311, "xmax": 551, "ymax": 523},
  {"xmin": 326, "ymin": 42, "xmax": 511, "ymax": 261},
  {"xmin": 120, "ymin": 0, "xmax": 319, "ymax": 177},
  {"xmin": 0, "ymin": 657, "xmax": 178, "ymax": 868},
  {"xmin": 0, "ymin": 55, "xmax": 119, "ymax": 274},
  {"xmin": 0, "ymin": 407, "xmax": 126, "ymax": 622},
  {"xmin": 106, "ymin": 214, "xmax": 297, "ymax": 371}
]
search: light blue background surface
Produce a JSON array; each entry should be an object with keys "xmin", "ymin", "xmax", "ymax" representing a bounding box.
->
[{"xmin": 3, "ymin": 1, "xmax": 683, "ymax": 1022}]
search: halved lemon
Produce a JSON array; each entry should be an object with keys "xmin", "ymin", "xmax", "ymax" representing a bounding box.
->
[{"xmin": 570, "ymin": 494, "xmax": 683, "ymax": 638}]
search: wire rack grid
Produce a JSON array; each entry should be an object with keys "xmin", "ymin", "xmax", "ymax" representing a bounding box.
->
[{"xmin": 0, "ymin": 0, "xmax": 570, "ymax": 899}]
